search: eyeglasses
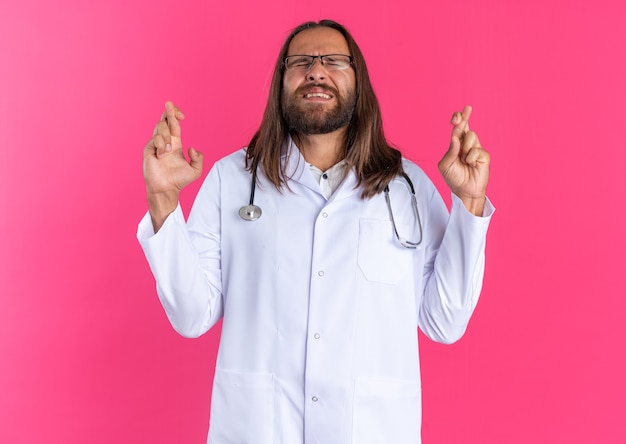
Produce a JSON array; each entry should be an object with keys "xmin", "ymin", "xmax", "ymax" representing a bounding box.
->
[{"xmin": 284, "ymin": 54, "xmax": 353, "ymax": 71}]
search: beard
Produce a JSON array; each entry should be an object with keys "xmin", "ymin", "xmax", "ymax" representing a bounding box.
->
[{"xmin": 281, "ymin": 84, "xmax": 357, "ymax": 135}]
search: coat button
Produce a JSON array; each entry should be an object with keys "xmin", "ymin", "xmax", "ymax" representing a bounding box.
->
[
  {"xmin": 312, "ymin": 396, "xmax": 318, "ymax": 402},
  {"xmin": 318, "ymin": 270, "xmax": 324, "ymax": 277},
  {"xmin": 314, "ymin": 333, "xmax": 320, "ymax": 339}
]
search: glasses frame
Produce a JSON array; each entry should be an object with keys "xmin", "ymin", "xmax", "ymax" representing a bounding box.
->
[{"xmin": 283, "ymin": 54, "xmax": 354, "ymax": 71}]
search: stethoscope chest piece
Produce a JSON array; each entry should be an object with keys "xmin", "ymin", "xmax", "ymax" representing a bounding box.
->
[
  {"xmin": 239, "ymin": 204, "xmax": 262, "ymax": 221},
  {"xmin": 239, "ymin": 169, "xmax": 262, "ymax": 221}
]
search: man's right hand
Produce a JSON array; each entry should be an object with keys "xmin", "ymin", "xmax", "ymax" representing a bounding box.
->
[{"xmin": 143, "ymin": 101, "xmax": 204, "ymax": 232}]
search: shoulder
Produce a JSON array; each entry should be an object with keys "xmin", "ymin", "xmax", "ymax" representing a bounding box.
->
[
  {"xmin": 212, "ymin": 148, "xmax": 247, "ymax": 171},
  {"xmin": 197, "ymin": 149, "xmax": 248, "ymax": 194},
  {"xmin": 397, "ymin": 157, "xmax": 449, "ymax": 211},
  {"xmin": 201, "ymin": 148, "xmax": 249, "ymax": 183},
  {"xmin": 401, "ymin": 158, "xmax": 426, "ymax": 176},
  {"xmin": 401, "ymin": 158, "xmax": 436, "ymax": 192}
]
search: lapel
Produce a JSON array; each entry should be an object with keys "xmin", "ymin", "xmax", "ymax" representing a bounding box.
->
[{"xmin": 281, "ymin": 138, "xmax": 319, "ymax": 193}]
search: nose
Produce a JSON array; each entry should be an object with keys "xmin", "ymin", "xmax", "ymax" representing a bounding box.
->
[{"xmin": 306, "ymin": 57, "xmax": 327, "ymax": 81}]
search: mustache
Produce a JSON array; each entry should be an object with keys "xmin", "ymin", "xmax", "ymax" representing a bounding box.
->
[{"xmin": 295, "ymin": 83, "xmax": 339, "ymax": 96}]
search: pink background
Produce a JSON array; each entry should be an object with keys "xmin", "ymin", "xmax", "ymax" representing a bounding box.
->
[{"xmin": 1, "ymin": 0, "xmax": 625, "ymax": 442}]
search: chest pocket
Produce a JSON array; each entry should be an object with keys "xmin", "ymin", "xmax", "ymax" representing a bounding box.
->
[{"xmin": 357, "ymin": 218, "xmax": 413, "ymax": 285}]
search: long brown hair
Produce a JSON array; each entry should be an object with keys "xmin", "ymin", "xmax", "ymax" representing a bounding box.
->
[{"xmin": 245, "ymin": 19, "xmax": 403, "ymax": 199}]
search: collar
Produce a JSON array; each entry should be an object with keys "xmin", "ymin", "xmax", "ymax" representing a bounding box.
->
[{"xmin": 281, "ymin": 136, "xmax": 360, "ymax": 201}]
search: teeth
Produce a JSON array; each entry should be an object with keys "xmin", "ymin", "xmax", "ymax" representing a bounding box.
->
[{"xmin": 306, "ymin": 93, "xmax": 331, "ymax": 99}]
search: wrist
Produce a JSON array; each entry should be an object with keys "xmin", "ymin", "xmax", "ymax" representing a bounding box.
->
[
  {"xmin": 459, "ymin": 195, "xmax": 486, "ymax": 216},
  {"xmin": 147, "ymin": 190, "xmax": 179, "ymax": 232}
]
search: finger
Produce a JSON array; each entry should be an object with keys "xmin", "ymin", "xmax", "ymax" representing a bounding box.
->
[
  {"xmin": 461, "ymin": 104, "xmax": 472, "ymax": 123},
  {"xmin": 164, "ymin": 101, "xmax": 183, "ymax": 138},
  {"xmin": 464, "ymin": 146, "xmax": 490, "ymax": 167},
  {"xmin": 451, "ymin": 105, "xmax": 472, "ymax": 125},
  {"xmin": 188, "ymin": 147, "xmax": 204, "ymax": 176},
  {"xmin": 450, "ymin": 105, "xmax": 476, "ymax": 151},
  {"xmin": 155, "ymin": 120, "xmax": 171, "ymax": 138},
  {"xmin": 154, "ymin": 121, "xmax": 172, "ymax": 152},
  {"xmin": 441, "ymin": 106, "xmax": 473, "ymax": 170},
  {"xmin": 461, "ymin": 131, "xmax": 480, "ymax": 159},
  {"xmin": 450, "ymin": 105, "xmax": 472, "ymax": 132},
  {"xmin": 153, "ymin": 113, "xmax": 168, "ymax": 136},
  {"xmin": 152, "ymin": 134, "xmax": 172, "ymax": 159},
  {"xmin": 448, "ymin": 120, "xmax": 466, "ymax": 156},
  {"xmin": 160, "ymin": 108, "xmax": 185, "ymax": 122}
]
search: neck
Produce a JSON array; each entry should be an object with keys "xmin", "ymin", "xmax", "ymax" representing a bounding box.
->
[{"xmin": 293, "ymin": 127, "xmax": 347, "ymax": 171}]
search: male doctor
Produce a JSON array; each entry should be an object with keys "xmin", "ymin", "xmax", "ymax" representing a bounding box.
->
[{"xmin": 138, "ymin": 19, "xmax": 493, "ymax": 444}]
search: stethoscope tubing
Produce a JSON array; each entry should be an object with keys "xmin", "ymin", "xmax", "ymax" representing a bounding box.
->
[{"xmin": 238, "ymin": 168, "xmax": 423, "ymax": 248}]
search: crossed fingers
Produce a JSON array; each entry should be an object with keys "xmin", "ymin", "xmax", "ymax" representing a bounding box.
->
[
  {"xmin": 450, "ymin": 105, "xmax": 484, "ymax": 166},
  {"xmin": 152, "ymin": 102, "xmax": 185, "ymax": 158}
]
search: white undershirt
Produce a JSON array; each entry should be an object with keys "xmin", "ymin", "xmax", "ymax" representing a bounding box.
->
[{"xmin": 307, "ymin": 160, "xmax": 347, "ymax": 199}]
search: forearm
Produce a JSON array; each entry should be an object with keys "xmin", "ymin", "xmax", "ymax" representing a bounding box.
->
[
  {"xmin": 137, "ymin": 205, "xmax": 223, "ymax": 337},
  {"xmin": 419, "ymin": 194, "xmax": 494, "ymax": 343}
]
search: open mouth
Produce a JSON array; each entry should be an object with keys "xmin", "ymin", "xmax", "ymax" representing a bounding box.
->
[
  {"xmin": 304, "ymin": 92, "xmax": 332, "ymax": 99},
  {"xmin": 297, "ymin": 84, "xmax": 337, "ymax": 100}
]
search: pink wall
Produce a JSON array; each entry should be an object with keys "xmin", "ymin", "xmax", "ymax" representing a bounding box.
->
[{"xmin": 1, "ymin": 0, "xmax": 625, "ymax": 442}]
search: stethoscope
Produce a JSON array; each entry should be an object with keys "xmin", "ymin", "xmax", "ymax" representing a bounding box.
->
[
  {"xmin": 239, "ymin": 169, "xmax": 423, "ymax": 249},
  {"xmin": 238, "ymin": 168, "xmax": 263, "ymax": 221}
]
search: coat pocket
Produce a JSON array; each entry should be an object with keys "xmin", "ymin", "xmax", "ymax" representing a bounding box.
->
[
  {"xmin": 357, "ymin": 219, "xmax": 413, "ymax": 285},
  {"xmin": 352, "ymin": 378, "xmax": 422, "ymax": 444},
  {"xmin": 208, "ymin": 369, "xmax": 275, "ymax": 444}
]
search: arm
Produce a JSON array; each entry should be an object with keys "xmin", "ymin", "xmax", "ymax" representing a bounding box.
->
[
  {"xmin": 418, "ymin": 106, "xmax": 494, "ymax": 343},
  {"xmin": 138, "ymin": 102, "xmax": 223, "ymax": 337},
  {"xmin": 418, "ymin": 191, "xmax": 494, "ymax": 344}
]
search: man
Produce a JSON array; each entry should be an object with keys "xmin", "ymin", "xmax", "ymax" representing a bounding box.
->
[{"xmin": 138, "ymin": 19, "xmax": 493, "ymax": 444}]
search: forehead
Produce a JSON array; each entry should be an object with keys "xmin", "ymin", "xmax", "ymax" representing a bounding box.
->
[{"xmin": 287, "ymin": 27, "xmax": 350, "ymax": 55}]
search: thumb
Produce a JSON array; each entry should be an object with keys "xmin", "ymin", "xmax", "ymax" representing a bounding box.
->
[
  {"xmin": 438, "ymin": 138, "xmax": 460, "ymax": 174},
  {"xmin": 188, "ymin": 147, "xmax": 204, "ymax": 174}
]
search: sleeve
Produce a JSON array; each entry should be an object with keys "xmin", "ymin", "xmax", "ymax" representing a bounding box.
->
[
  {"xmin": 418, "ymin": 191, "xmax": 495, "ymax": 344},
  {"xmin": 136, "ymin": 165, "xmax": 224, "ymax": 338}
]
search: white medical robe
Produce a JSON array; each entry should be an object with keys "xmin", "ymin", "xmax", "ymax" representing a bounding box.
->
[{"xmin": 138, "ymin": 141, "xmax": 494, "ymax": 444}]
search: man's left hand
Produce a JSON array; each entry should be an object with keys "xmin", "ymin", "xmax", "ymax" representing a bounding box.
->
[{"xmin": 438, "ymin": 105, "xmax": 490, "ymax": 216}]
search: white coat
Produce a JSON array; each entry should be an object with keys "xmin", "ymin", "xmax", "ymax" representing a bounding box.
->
[{"xmin": 138, "ymin": 140, "xmax": 494, "ymax": 444}]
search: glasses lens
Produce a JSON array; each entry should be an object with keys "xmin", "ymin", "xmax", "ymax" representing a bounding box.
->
[
  {"xmin": 285, "ymin": 56, "xmax": 313, "ymax": 70},
  {"xmin": 322, "ymin": 55, "xmax": 351, "ymax": 70}
]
